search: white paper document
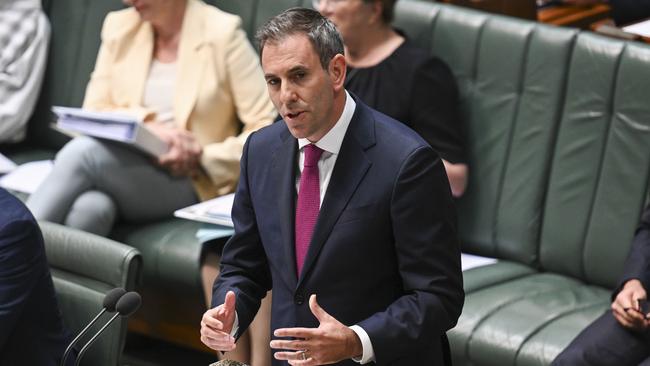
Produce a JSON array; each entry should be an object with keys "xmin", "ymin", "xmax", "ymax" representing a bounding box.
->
[
  {"xmin": 52, "ymin": 106, "xmax": 168, "ymax": 156},
  {"xmin": 175, "ymin": 193, "xmax": 235, "ymax": 227},
  {"xmin": 623, "ymin": 19, "xmax": 650, "ymax": 38},
  {"xmin": 0, "ymin": 153, "xmax": 17, "ymax": 174},
  {"xmin": 461, "ymin": 253, "xmax": 498, "ymax": 271},
  {"xmin": 0, "ymin": 160, "xmax": 53, "ymax": 194}
]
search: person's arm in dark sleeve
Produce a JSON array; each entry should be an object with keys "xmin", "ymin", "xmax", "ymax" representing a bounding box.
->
[
  {"xmin": 409, "ymin": 58, "xmax": 468, "ymax": 196},
  {"xmin": 0, "ymin": 214, "xmax": 46, "ymax": 349},
  {"xmin": 613, "ymin": 204, "xmax": 650, "ymax": 298},
  {"xmin": 356, "ymin": 146, "xmax": 464, "ymax": 363},
  {"xmin": 210, "ymin": 133, "xmax": 273, "ymax": 337}
]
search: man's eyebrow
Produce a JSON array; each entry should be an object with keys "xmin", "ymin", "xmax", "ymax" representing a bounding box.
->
[
  {"xmin": 265, "ymin": 65, "xmax": 308, "ymax": 79},
  {"xmin": 288, "ymin": 65, "xmax": 307, "ymax": 74}
]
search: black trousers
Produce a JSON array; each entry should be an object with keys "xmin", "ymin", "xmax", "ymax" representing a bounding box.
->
[{"xmin": 553, "ymin": 311, "xmax": 650, "ymax": 366}]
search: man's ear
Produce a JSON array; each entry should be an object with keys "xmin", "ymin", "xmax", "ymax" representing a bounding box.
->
[{"xmin": 328, "ymin": 54, "xmax": 347, "ymax": 92}]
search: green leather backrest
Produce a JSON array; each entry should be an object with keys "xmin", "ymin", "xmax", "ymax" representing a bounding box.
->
[
  {"xmin": 41, "ymin": 221, "xmax": 142, "ymax": 366},
  {"xmin": 29, "ymin": 0, "xmax": 125, "ymax": 149},
  {"xmin": 540, "ymin": 34, "xmax": 650, "ymax": 288},
  {"xmin": 396, "ymin": 2, "xmax": 578, "ymax": 265},
  {"xmin": 208, "ymin": 0, "xmax": 310, "ymax": 47}
]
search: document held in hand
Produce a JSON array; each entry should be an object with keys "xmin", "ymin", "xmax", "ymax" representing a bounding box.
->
[{"xmin": 52, "ymin": 106, "xmax": 168, "ymax": 157}]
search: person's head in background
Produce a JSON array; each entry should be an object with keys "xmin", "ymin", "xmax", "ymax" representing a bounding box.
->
[
  {"xmin": 256, "ymin": 8, "xmax": 347, "ymax": 143},
  {"xmin": 122, "ymin": 0, "xmax": 187, "ymax": 35},
  {"xmin": 314, "ymin": 0, "xmax": 399, "ymax": 66}
]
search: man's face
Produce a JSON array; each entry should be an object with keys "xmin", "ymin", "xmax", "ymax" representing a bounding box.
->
[{"xmin": 261, "ymin": 34, "xmax": 343, "ymax": 142}]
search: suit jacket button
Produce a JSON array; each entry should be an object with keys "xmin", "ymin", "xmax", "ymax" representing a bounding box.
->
[{"xmin": 294, "ymin": 294, "xmax": 304, "ymax": 305}]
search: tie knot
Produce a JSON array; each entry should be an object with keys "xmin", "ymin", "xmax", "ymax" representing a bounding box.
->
[{"xmin": 303, "ymin": 144, "xmax": 323, "ymax": 167}]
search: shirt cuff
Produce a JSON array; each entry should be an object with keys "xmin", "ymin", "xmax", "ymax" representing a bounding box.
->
[
  {"xmin": 231, "ymin": 311, "xmax": 239, "ymax": 338},
  {"xmin": 349, "ymin": 325, "xmax": 375, "ymax": 364}
]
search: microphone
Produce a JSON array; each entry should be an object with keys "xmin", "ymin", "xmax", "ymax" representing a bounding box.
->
[
  {"xmin": 60, "ymin": 288, "xmax": 126, "ymax": 366},
  {"xmin": 74, "ymin": 291, "xmax": 142, "ymax": 366}
]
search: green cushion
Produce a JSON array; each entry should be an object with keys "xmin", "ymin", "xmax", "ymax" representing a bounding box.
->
[
  {"xmin": 462, "ymin": 261, "xmax": 536, "ymax": 294},
  {"xmin": 450, "ymin": 273, "xmax": 610, "ymax": 366},
  {"xmin": 109, "ymin": 219, "xmax": 209, "ymax": 339},
  {"xmin": 515, "ymin": 304, "xmax": 608, "ymax": 366}
]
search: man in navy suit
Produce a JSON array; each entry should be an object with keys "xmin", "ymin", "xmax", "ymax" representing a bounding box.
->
[
  {"xmin": 200, "ymin": 8, "xmax": 463, "ymax": 365},
  {"xmin": 0, "ymin": 188, "xmax": 71, "ymax": 365},
  {"xmin": 553, "ymin": 204, "xmax": 650, "ymax": 365}
]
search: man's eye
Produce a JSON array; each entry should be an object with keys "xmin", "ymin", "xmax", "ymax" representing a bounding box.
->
[{"xmin": 267, "ymin": 79, "xmax": 279, "ymax": 86}]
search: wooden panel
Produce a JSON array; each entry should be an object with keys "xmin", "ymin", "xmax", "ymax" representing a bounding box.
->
[
  {"xmin": 441, "ymin": 0, "xmax": 538, "ymax": 20},
  {"xmin": 538, "ymin": 4, "xmax": 611, "ymax": 29}
]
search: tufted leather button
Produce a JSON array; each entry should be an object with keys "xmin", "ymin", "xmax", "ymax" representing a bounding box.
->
[{"xmin": 294, "ymin": 293, "xmax": 304, "ymax": 305}]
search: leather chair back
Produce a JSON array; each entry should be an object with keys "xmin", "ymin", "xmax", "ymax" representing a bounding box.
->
[{"xmin": 41, "ymin": 221, "xmax": 142, "ymax": 366}]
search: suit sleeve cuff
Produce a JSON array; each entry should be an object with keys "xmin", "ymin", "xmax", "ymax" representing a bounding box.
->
[{"xmin": 349, "ymin": 325, "xmax": 375, "ymax": 364}]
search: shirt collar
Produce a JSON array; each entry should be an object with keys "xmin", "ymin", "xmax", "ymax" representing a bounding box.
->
[{"xmin": 298, "ymin": 90, "xmax": 356, "ymax": 155}]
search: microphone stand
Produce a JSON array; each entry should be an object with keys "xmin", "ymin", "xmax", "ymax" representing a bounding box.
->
[
  {"xmin": 73, "ymin": 312, "xmax": 122, "ymax": 366},
  {"xmin": 60, "ymin": 308, "xmax": 107, "ymax": 366}
]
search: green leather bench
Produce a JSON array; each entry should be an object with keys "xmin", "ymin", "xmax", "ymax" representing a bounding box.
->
[
  {"xmin": 3, "ymin": 0, "xmax": 650, "ymax": 364},
  {"xmin": 393, "ymin": 1, "xmax": 650, "ymax": 365}
]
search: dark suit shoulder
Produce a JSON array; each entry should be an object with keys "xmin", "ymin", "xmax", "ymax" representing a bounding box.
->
[
  {"xmin": 247, "ymin": 120, "xmax": 289, "ymax": 148},
  {"xmin": 0, "ymin": 189, "xmax": 35, "ymax": 229}
]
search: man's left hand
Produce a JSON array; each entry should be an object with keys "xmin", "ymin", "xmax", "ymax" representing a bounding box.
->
[{"xmin": 270, "ymin": 294, "xmax": 363, "ymax": 365}]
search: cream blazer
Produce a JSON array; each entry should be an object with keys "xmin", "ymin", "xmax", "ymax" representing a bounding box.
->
[{"xmin": 83, "ymin": 0, "xmax": 276, "ymax": 200}]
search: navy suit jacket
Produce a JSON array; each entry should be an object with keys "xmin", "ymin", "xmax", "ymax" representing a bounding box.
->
[
  {"xmin": 0, "ymin": 188, "xmax": 71, "ymax": 365},
  {"xmin": 616, "ymin": 204, "xmax": 650, "ymax": 296},
  {"xmin": 213, "ymin": 97, "xmax": 464, "ymax": 365}
]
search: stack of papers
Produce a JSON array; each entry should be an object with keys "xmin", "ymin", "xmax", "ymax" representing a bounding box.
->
[
  {"xmin": 174, "ymin": 193, "xmax": 235, "ymax": 227},
  {"xmin": 623, "ymin": 19, "xmax": 650, "ymax": 38},
  {"xmin": 0, "ymin": 153, "xmax": 17, "ymax": 175},
  {"xmin": 461, "ymin": 253, "xmax": 498, "ymax": 271},
  {"xmin": 0, "ymin": 160, "xmax": 53, "ymax": 194},
  {"xmin": 53, "ymin": 106, "xmax": 168, "ymax": 156}
]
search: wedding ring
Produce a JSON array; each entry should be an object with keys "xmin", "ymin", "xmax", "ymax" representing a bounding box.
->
[{"xmin": 300, "ymin": 350, "xmax": 308, "ymax": 360}]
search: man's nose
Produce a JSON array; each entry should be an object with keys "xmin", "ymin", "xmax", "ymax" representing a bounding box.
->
[{"xmin": 280, "ymin": 83, "xmax": 298, "ymax": 105}]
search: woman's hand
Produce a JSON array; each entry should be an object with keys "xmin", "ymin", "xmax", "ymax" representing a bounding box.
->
[{"xmin": 146, "ymin": 122, "xmax": 203, "ymax": 176}]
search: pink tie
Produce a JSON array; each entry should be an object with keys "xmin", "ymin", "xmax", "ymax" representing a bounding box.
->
[{"xmin": 295, "ymin": 144, "xmax": 324, "ymax": 276}]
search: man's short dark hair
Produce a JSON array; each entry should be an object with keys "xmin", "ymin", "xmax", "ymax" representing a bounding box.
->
[{"xmin": 256, "ymin": 7, "xmax": 344, "ymax": 70}]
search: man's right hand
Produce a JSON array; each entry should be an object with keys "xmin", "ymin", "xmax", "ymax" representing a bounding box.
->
[
  {"xmin": 200, "ymin": 291, "xmax": 238, "ymax": 351},
  {"xmin": 611, "ymin": 279, "xmax": 649, "ymax": 331}
]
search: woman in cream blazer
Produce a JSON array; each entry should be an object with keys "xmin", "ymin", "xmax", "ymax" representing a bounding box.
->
[{"xmin": 27, "ymin": 0, "xmax": 275, "ymax": 364}]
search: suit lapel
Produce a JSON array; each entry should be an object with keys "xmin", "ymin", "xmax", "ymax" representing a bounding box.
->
[
  {"xmin": 174, "ymin": 0, "xmax": 205, "ymax": 128},
  {"xmin": 297, "ymin": 101, "xmax": 376, "ymax": 286},
  {"xmin": 271, "ymin": 128, "xmax": 299, "ymax": 289}
]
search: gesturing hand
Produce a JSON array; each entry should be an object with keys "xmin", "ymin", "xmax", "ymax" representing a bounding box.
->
[
  {"xmin": 611, "ymin": 279, "xmax": 649, "ymax": 331},
  {"xmin": 200, "ymin": 291, "xmax": 238, "ymax": 352},
  {"xmin": 270, "ymin": 294, "xmax": 363, "ymax": 365}
]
